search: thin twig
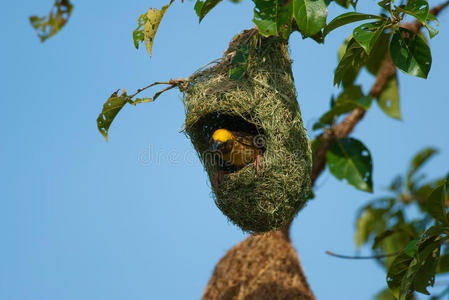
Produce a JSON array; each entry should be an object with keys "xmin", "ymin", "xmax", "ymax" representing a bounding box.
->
[
  {"xmin": 325, "ymin": 250, "xmax": 401, "ymax": 260},
  {"xmin": 129, "ymin": 79, "xmax": 187, "ymax": 99}
]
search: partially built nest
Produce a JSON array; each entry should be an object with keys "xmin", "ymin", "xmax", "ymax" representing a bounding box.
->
[{"xmin": 182, "ymin": 29, "xmax": 312, "ymax": 232}]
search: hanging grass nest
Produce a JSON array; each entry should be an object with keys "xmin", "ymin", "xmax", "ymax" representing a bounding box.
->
[{"xmin": 182, "ymin": 29, "xmax": 312, "ymax": 232}]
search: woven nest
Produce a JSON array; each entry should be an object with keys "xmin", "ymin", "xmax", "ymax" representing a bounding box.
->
[{"xmin": 182, "ymin": 29, "xmax": 312, "ymax": 232}]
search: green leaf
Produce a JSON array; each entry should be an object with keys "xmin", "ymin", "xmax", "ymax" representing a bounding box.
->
[
  {"xmin": 407, "ymin": 147, "xmax": 438, "ymax": 185},
  {"xmin": 373, "ymin": 230, "xmax": 399, "ymax": 249},
  {"xmin": 388, "ymin": 229, "xmax": 445, "ymax": 298},
  {"xmin": 194, "ymin": 0, "xmax": 223, "ymax": 22},
  {"xmin": 334, "ymin": 0, "xmax": 350, "ymax": 8},
  {"xmin": 326, "ymin": 137, "xmax": 373, "ymax": 192},
  {"xmin": 424, "ymin": 13, "xmax": 439, "ymax": 39},
  {"xmin": 312, "ymin": 121, "xmax": 326, "ymax": 131},
  {"xmin": 426, "ymin": 184, "xmax": 449, "ymax": 226},
  {"xmin": 253, "ymin": 0, "xmax": 278, "ymax": 36},
  {"xmin": 377, "ymin": 74, "xmax": 401, "ymax": 120},
  {"xmin": 228, "ymin": 44, "xmax": 251, "ymax": 80},
  {"xmin": 375, "ymin": 288, "xmax": 397, "ymax": 300},
  {"xmin": 252, "ymin": 0, "xmax": 294, "ymax": 39},
  {"xmin": 231, "ymin": 44, "xmax": 251, "ymax": 63},
  {"xmin": 337, "ymin": 37, "xmax": 351, "ymax": 62},
  {"xmin": 378, "ymin": 0, "xmax": 391, "ymax": 11},
  {"xmin": 334, "ymin": 38, "xmax": 367, "ymax": 87},
  {"xmin": 404, "ymin": 239, "xmax": 419, "ymax": 257},
  {"xmin": 365, "ymin": 33, "xmax": 391, "ymax": 75},
  {"xmin": 278, "ymin": 0, "xmax": 294, "ymax": 39},
  {"xmin": 422, "ymin": 225, "xmax": 447, "ymax": 240},
  {"xmin": 399, "ymin": 239, "xmax": 441, "ymax": 298},
  {"xmin": 29, "ymin": 0, "xmax": 73, "ymax": 42},
  {"xmin": 194, "ymin": 0, "xmax": 204, "ymax": 16},
  {"xmin": 395, "ymin": 0, "xmax": 429, "ymax": 24},
  {"xmin": 319, "ymin": 85, "xmax": 372, "ymax": 124},
  {"xmin": 293, "ymin": 0, "xmax": 328, "ymax": 37},
  {"xmin": 396, "ymin": 1, "xmax": 440, "ymax": 38},
  {"xmin": 142, "ymin": 0, "xmax": 174, "ymax": 57},
  {"xmin": 133, "ymin": 14, "xmax": 147, "ymax": 49},
  {"xmin": 387, "ymin": 251, "xmax": 413, "ymax": 293},
  {"xmin": 355, "ymin": 207, "xmax": 385, "ymax": 247},
  {"xmin": 436, "ymin": 254, "xmax": 449, "ymax": 274},
  {"xmin": 353, "ymin": 21, "xmax": 386, "ymax": 55},
  {"xmin": 388, "ymin": 175, "xmax": 403, "ymax": 192},
  {"xmin": 229, "ymin": 67, "xmax": 246, "ymax": 80},
  {"xmin": 390, "ymin": 27, "xmax": 432, "ymax": 78},
  {"xmin": 323, "ymin": 12, "xmax": 382, "ymax": 39},
  {"xmin": 97, "ymin": 90, "xmax": 128, "ymax": 141}
]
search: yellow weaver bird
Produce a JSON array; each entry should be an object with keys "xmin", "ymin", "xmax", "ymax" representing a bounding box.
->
[{"xmin": 210, "ymin": 128, "xmax": 264, "ymax": 187}]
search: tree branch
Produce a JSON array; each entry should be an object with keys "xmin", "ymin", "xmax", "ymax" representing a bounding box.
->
[{"xmin": 311, "ymin": 0, "xmax": 449, "ymax": 185}]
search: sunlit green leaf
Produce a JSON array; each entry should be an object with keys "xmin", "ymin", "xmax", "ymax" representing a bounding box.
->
[
  {"xmin": 29, "ymin": 0, "xmax": 73, "ymax": 42},
  {"xmin": 377, "ymin": 74, "xmax": 401, "ymax": 120},
  {"xmin": 326, "ymin": 137, "xmax": 373, "ymax": 192},
  {"xmin": 293, "ymin": 0, "xmax": 328, "ymax": 37},
  {"xmin": 142, "ymin": 0, "xmax": 174, "ymax": 57},
  {"xmin": 323, "ymin": 12, "xmax": 382, "ymax": 39},
  {"xmin": 97, "ymin": 90, "xmax": 128, "ymax": 141},
  {"xmin": 390, "ymin": 28, "xmax": 432, "ymax": 78},
  {"xmin": 133, "ymin": 14, "xmax": 147, "ymax": 49}
]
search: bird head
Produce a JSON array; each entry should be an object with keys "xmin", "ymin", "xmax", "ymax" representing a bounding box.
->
[{"xmin": 211, "ymin": 129, "xmax": 234, "ymax": 153}]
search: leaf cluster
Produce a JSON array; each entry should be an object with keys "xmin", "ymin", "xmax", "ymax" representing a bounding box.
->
[{"xmin": 352, "ymin": 148, "xmax": 449, "ymax": 299}]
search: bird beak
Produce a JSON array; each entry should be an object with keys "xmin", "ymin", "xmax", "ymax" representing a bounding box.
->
[{"xmin": 212, "ymin": 140, "xmax": 222, "ymax": 152}]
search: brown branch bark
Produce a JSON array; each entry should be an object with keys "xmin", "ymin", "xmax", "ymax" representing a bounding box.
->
[{"xmin": 202, "ymin": 3, "xmax": 449, "ymax": 299}]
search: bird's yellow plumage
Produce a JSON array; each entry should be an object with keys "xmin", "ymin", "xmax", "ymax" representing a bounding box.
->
[
  {"xmin": 211, "ymin": 128, "xmax": 262, "ymax": 168},
  {"xmin": 212, "ymin": 129, "xmax": 234, "ymax": 143}
]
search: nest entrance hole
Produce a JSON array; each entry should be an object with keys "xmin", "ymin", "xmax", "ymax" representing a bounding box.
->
[
  {"xmin": 193, "ymin": 112, "xmax": 264, "ymax": 142},
  {"xmin": 192, "ymin": 112, "xmax": 265, "ymax": 173}
]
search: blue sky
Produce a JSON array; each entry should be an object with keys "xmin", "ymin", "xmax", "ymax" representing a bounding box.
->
[{"xmin": 1, "ymin": 0, "xmax": 448, "ymax": 299}]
